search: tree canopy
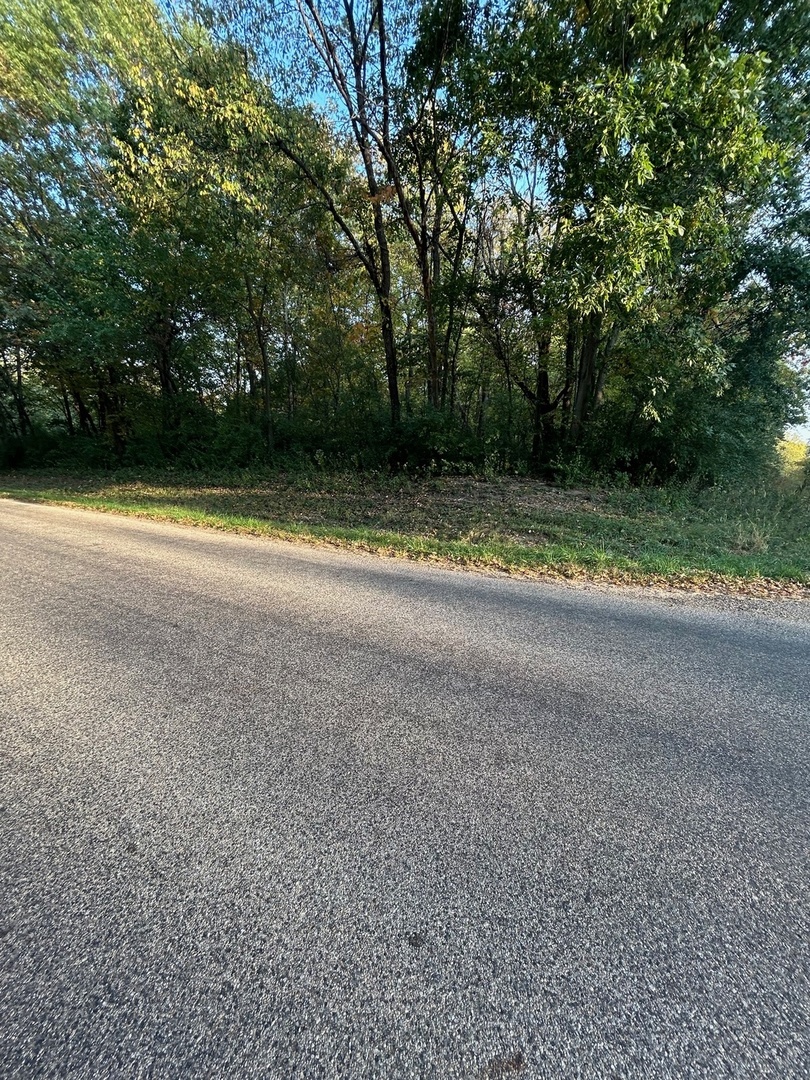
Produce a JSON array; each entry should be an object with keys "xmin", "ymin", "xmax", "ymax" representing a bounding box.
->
[{"xmin": 0, "ymin": 0, "xmax": 807, "ymax": 480}]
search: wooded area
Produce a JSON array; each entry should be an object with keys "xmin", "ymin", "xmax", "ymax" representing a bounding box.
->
[{"xmin": 1, "ymin": 0, "xmax": 808, "ymax": 481}]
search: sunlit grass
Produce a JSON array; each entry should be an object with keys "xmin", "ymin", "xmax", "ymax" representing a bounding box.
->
[{"xmin": 2, "ymin": 469, "xmax": 808, "ymax": 593}]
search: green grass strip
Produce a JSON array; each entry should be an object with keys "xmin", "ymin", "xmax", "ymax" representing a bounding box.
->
[{"xmin": 3, "ymin": 486, "xmax": 807, "ymax": 592}]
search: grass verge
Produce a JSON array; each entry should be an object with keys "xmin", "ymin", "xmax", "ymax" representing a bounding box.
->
[{"xmin": 1, "ymin": 470, "xmax": 808, "ymax": 596}]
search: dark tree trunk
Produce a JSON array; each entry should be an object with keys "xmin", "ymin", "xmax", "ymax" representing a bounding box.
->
[
  {"xmin": 570, "ymin": 313, "xmax": 602, "ymax": 442},
  {"xmin": 259, "ymin": 337, "xmax": 273, "ymax": 453},
  {"xmin": 13, "ymin": 349, "xmax": 30, "ymax": 436},
  {"xmin": 1, "ymin": 349, "xmax": 32, "ymax": 437},
  {"xmin": 245, "ymin": 278, "xmax": 274, "ymax": 454},
  {"xmin": 72, "ymin": 389, "xmax": 97, "ymax": 435},
  {"xmin": 150, "ymin": 315, "xmax": 179, "ymax": 399},
  {"xmin": 562, "ymin": 312, "xmax": 578, "ymax": 422},
  {"xmin": 421, "ymin": 254, "xmax": 441, "ymax": 410},
  {"xmin": 530, "ymin": 328, "xmax": 554, "ymax": 471},
  {"xmin": 60, "ymin": 382, "xmax": 75, "ymax": 436},
  {"xmin": 378, "ymin": 292, "xmax": 401, "ymax": 427}
]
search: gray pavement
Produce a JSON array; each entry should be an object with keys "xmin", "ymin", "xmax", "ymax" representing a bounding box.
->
[{"xmin": 0, "ymin": 499, "xmax": 808, "ymax": 1079}]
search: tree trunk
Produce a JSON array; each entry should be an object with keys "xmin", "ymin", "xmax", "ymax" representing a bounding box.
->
[
  {"xmin": 570, "ymin": 312, "xmax": 602, "ymax": 443},
  {"xmin": 368, "ymin": 191, "xmax": 401, "ymax": 428},
  {"xmin": 246, "ymin": 356, "xmax": 257, "ymax": 399},
  {"xmin": 421, "ymin": 254, "xmax": 441, "ymax": 410},
  {"xmin": 561, "ymin": 312, "xmax": 578, "ymax": 422},
  {"xmin": 421, "ymin": 198, "xmax": 444, "ymax": 411},
  {"xmin": 13, "ymin": 348, "xmax": 31, "ymax": 436},
  {"xmin": 98, "ymin": 367, "xmax": 126, "ymax": 458},
  {"xmin": 234, "ymin": 337, "xmax": 242, "ymax": 404},
  {"xmin": 259, "ymin": 337, "xmax": 273, "ymax": 454},
  {"xmin": 593, "ymin": 321, "xmax": 622, "ymax": 411},
  {"xmin": 151, "ymin": 315, "xmax": 179, "ymax": 398},
  {"xmin": 0, "ymin": 349, "xmax": 32, "ymax": 437},
  {"xmin": 60, "ymin": 382, "xmax": 75, "ymax": 436},
  {"xmin": 72, "ymin": 389, "xmax": 97, "ymax": 435},
  {"xmin": 530, "ymin": 327, "xmax": 553, "ymax": 471},
  {"xmin": 245, "ymin": 279, "xmax": 274, "ymax": 453},
  {"xmin": 379, "ymin": 292, "xmax": 401, "ymax": 427}
]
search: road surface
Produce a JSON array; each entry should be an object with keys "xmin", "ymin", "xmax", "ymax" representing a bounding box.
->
[{"xmin": 1, "ymin": 500, "xmax": 808, "ymax": 1078}]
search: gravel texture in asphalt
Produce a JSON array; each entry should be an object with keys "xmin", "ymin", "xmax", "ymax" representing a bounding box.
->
[{"xmin": 0, "ymin": 499, "xmax": 808, "ymax": 1079}]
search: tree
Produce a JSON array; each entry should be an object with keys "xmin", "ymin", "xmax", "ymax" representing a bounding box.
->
[
  {"xmin": 2, "ymin": 0, "xmax": 807, "ymax": 479},
  {"xmin": 462, "ymin": 0, "xmax": 780, "ymax": 469}
]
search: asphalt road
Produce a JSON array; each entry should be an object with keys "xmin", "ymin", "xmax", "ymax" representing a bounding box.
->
[{"xmin": 1, "ymin": 500, "xmax": 808, "ymax": 1079}]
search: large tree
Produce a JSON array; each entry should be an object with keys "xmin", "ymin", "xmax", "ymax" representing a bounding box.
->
[
  {"xmin": 1, "ymin": 0, "xmax": 807, "ymax": 477},
  {"xmin": 461, "ymin": 0, "xmax": 788, "ymax": 469}
]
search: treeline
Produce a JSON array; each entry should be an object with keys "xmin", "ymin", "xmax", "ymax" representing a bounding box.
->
[{"xmin": 1, "ymin": 0, "xmax": 808, "ymax": 480}]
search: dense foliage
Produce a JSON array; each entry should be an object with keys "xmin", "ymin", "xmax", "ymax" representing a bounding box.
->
[{"xmin": 1, "ymin": 0, "xmax": 808, "ymax": 479}]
